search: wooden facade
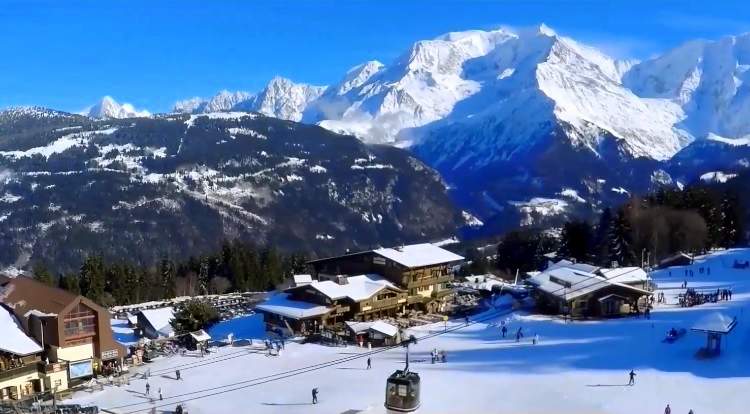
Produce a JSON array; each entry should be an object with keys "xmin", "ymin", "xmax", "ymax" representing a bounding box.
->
[
  {"xmin": 533, "ymin": 284, "xmax": 649, "ymax": 318},
  {"xmin": 285, "ymin": 282, "xmax": 408, "ymax": 323},
  {"xmin": 308, "ymin": 251, "xmax": 458, "ymax": 314}
]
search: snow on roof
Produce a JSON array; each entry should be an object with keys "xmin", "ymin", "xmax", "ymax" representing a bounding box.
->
[
  {"xmin": 256, "ymin": 293, "xmax": 332, "ymax": 320},
  {"xmin": 528, "ymin": 266, "xmax": 650, "ymax": 301},
  {"xmin": 138, "ymin": 307, "xmax": 175, "ymax": 336},
  {"xmin": 345, "ymin": 320, "xmax": 399, "ymax": 337},
  {"xmin": 547, "ymin": 259, "xmax": 600, "ymax": 274},
  {"xmin": 373, "ymin": 243, "xmax": 464, "ymax": 268},
  {"xmin": 691, "ymin": 313, "xmax": 738, "ymax": 334},
  {"xmin": 598, "ymin": 267, "xmax": 649, "ymax": 284},
  {"xmin": 190, "ymin": 329, "xmax": 212, "ymax": 342},
  {"xmin": 126, "ymin": 313, "xmax": 138, "ymax": 325},
  {"xmin": 293, "ymin": 274, "xmax": 313, "ymax": 286},
  {"xmin": 298, "ymin": 274, "xmax": 400, "ymax": 302},
  {"xmin": 0, "ymin": 305, "xmax": 43, "ymax": 356}
]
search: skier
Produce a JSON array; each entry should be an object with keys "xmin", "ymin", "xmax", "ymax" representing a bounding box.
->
[
  {"xmin": 312, "ymin": 387, "xmax": 319, "ymax": 404},
  {"xmin": 501, "ymin": 325, "xmax": 507, "ymax": 338},
  {"xmin": 158, "ymin": 388, "xmax": 162, "ymax": 401},
  {"xmin": 176, "ymin": 369, "xmax": 181, "ymax": 380},
  {"xmin": 628, "ymin": 370, "xmax": 636, "ymax": 386},
  {"xmin": 465, "ymin": 315, "xmax": 470, "ymax": 325},
  {"xmin": 533, "ymin": 334, "xmax": 539, "ymax": 345},
  {"xmin": 664, "ymin": 404, "xmax": 671, "ymax": 414},
  {"xmin": 367, "ymin": 357, "xmax": 371, "ymax": 370},
  {"xmin": 145, "ymin": 382, "xmax": 150, "ymax": 396}
]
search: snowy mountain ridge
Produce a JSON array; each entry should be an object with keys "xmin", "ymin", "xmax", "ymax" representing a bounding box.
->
[
  {"xmin": 173, "ymin": 77, "xmax": 326, "ymax": 122},
  {"xmin": 85, "ymin": 96, "xmax": 150, "ymax": 119}
]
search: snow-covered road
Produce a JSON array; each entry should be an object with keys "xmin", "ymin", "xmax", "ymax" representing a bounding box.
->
[{"xmin": 74, "ymin": 249, "xmax": 750, "ymax": 414}]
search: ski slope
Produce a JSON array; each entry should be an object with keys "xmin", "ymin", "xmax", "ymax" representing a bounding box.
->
[{"xmin": 73, "ymin": 249, "xmax": 750, "ymax": 414}]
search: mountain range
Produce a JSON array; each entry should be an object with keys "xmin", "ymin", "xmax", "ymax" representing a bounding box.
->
[
  {"xmin": 3, "ymin": 23, "xmax": 750, "ymax": 270},
  {"xmin": 0, "ymin": 107, "xmax": 467, "ymax": 272},
  {"xmin": 158, "ymin": 25, "xmax": 750, "ymax": 230}
]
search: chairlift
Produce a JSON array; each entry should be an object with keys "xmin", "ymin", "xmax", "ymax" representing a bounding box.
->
[{"xmin": 385, "ymin": 335, "xmax": 421, "ymax": 413}]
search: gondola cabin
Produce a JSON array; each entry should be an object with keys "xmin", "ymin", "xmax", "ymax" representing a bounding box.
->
[{"xmin": 385, "ymin": 370, "xmax": 421, "ymax": 413}]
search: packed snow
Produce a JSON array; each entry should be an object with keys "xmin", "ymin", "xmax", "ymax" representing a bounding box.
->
[
  {"xmin": 72, "ymin": 248, "xmax": 750, "ymax": 413},
  {"xmin": 0, "ymin": 306, "xmax": 43, "ymax": 356}
]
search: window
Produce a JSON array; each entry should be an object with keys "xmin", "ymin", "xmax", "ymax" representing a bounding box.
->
[
  {"xmin": 63, "ymin": 303, "xmax": 97, "ymax": 339},
  {"xmin": 54, "ymin": 379, "xmax": 62, "ymax": 388}
]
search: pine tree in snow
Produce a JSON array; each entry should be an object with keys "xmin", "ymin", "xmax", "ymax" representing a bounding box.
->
[{"xmin": 609, "ymin": 210, "xmax": 635, "ymax": 267}]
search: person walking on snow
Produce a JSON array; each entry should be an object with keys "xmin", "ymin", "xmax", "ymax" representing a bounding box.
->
[
  {"xmin": 158, "ymin": 388, "xmax": 162, "ymax": 401},
  {"xmin": 501, "ymin": 325, "xmax": 507, "ymax": 338},
  {"xmin": 664, "ymin": 404, "xmax": 671, "ymax": 414},
  {"xmin": 367, "ymin": 357, "xmax": 371, "ymax": 369},
  {"xmin": 145, "ymin": 382, "xmax": 150, "ymax": 396},
  {"xmin": 312, "ymin": 388, "xmax": 319, "ymax": 404},
  {"xmin": 628, "ymin": 370, "xmax": 636, "ymax": 386},
  {"xmin": 533, "ymin": 334, "xmax": 539, "ymax": 345}
]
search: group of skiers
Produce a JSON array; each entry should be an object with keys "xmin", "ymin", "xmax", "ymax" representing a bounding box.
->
[
  {"xmin": 679, "ymin": 287, "xmax": 732, "ymax": 307},
  {"xmin": 497, "ymin": 321, "xmax": 540, "ymax": 345},
  {"xmin": 431, "ymin": 348, "xmax": 447, "ymax": 363},
  {"xmin": 144, "ymin": 381, "xmax": 163, "ymax": 401}
]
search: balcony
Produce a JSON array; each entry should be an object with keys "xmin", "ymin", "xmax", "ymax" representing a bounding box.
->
[
  {"xmin": 408, "ymin": 274, "xmax": 454, "ymax": 289},
  {"xmin": 0, "ymin": 363, "xmax": 37, "ymax": 382},
  {"xmin": 359, "ymin": 296, "xmax": 408, "ymax": 313}
]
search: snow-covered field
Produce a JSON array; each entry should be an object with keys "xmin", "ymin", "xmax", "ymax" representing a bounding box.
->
[{"xmin": 74, "ymin": 249, "xmax": 750, "ymax": 413}]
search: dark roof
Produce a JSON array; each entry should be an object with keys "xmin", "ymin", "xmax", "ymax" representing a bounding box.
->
[{"xmin": 0, "ymin": 275, "xmax": 80, "ymax": 315}]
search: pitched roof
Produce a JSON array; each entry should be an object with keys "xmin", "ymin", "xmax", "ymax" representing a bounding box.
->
[
  {"xmin": 373, "ymin": 243, "xmax": 464, "ymax": 268},
  {"xmin": 138, "ymin": 307, "xmax": 175, "ymax": 337},
  {"xmin": 309, "ymin": 243, "xmax": 464, "ymax": 269},
  {"xmin": 290, "ymin": 274, "xmax": 400, "ymax": 302},
  {"xmin": 547, "ymin": 259, "xmax": 600, "ymax": 274},
  {"xmin": 0, "ymin": 275, "xmax": 79, "ymax": 315},
  {"xmin": 345, "ymin": 320, "xmax": 399, "ymax": 337},
  {"xmin": 0, "ymin": 305, "xmax": 43, "ymax": 356},
  {"xmin": 189, "ymin": 329, "xmax": 211, "ymax": 342},
  {"xmin": 598, "ymin": 267, "xmax": 649, "ymax": 284},
  {"xmin": 256, "ymin": 293, "xmax": 332, "ymax": 320},
  {"xmin": 528, "ymin": 266, "xmax": 650, "ymax": 301},
  {"xmin": 691, "ymin": 313, "xmax": 738, "ymax": 334}
]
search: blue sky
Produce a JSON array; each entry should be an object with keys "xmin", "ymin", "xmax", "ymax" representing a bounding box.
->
[{"xmin": 2, "ymin": 0, "xmax": 749, "ymax": 113}]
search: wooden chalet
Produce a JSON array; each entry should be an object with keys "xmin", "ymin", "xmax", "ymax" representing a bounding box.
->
[
  {"xmin": 256, "ymin": 274, "xmax": 407, "ymax": 335},
  {"xmin": 307, "ymin": 243, "xmax": 465, "ymax": 313},
  {"xmin": 527, "ymin": 262, "xmax": 652, "ymax": 318}
]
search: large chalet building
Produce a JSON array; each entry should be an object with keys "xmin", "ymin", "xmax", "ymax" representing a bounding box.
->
[
  {"xmin": 257, "ymin": 243, "xmax": 464, "ymax": 335},
  {"xmin": 0, "ymin": 275, "xmax": 125, "ymax": 401}
]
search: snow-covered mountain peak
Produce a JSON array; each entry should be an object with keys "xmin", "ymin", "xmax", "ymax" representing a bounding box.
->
[
  {"xmin": 337, "ymin": 61, "xmax": 384, "ymax": 94},
  {"xmin": 87, "ymin": 96, "xmax": 150, "ymax": 119},
  {"xmin": 624, "ymin": 33, "xmax": 750, "ymax": 140}
]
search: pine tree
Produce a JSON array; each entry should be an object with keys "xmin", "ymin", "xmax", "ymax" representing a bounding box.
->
[
  {"xmin": 559, "ymin": 220, "xmax": 592, "ymax": 263},
  {"xmin": 59, "ymin": 273, "xmax": 81, "ymax": 294},
  {"xmin": 198, "ymin": 258, "xmax": 211, "ymax": 295},
  {"xmin": 609, "ymin": 209, "xmax": 635, "ymax": 266},
  {"xmin": 32, "ymin": 263, "xmax": 55, "ymax": 286},
  {"xmin": 80, "ymin": 255, "xmax": 106, "ymax": 303},
  {"xmin": 593, "ymin": 208, "xmax": 613, "ymax": 266},
  {"xmin": 719, "ymin": 191, "xmax": 744, "ymax": 247},
  {"xmin": 160, "ymin": 257, "xmax": 177, "ymax": 299}
]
